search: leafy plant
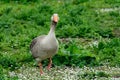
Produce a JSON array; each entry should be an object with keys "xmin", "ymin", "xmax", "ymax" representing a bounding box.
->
[
  {"xmin": 0, "ymin": 0, "xmax": 120, "ymax": 79},
  {"xmin": 96, "ymin": 71, "xmax": 109, "ymax": 77},
  {"xmin": 92, "ymin": 38, "xmax": 120, "ymax": 66}
]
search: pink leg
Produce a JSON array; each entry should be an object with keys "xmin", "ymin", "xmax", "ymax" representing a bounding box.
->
[
  {"xmin": 47, "ymin": 58, "xmax": 52, "ymax": 70},
  {"xmin": 39, "ymin": 62, "xmax": 44, "ymax": 75}
]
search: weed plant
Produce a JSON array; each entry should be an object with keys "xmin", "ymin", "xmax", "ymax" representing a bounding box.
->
[{"xmin": 0, "ymin": 0, "xmax": 120, "ymax": 79}]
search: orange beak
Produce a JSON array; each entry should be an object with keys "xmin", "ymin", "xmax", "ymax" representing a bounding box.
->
[{"xmin": 53, "ymin": 15, "xmax": 58, "ymax": 22}]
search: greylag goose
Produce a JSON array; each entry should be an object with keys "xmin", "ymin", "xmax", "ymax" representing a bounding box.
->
[{"xmin": 30, "ymin": 14, "xmax": 59, "ymax": 75}]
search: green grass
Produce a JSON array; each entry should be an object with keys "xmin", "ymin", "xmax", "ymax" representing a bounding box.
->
[{"xmin": 0, "ymin": 0, "xmax": 120, "ymax": 79}]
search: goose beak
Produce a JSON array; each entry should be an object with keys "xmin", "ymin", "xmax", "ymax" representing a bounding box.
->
[{"xmin": 53, "ymin": 14, "xmax": 59, "ymax": 23}]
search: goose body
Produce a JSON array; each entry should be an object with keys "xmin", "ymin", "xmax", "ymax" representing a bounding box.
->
[
  {"xmin": 30, "ymin": 34, "xmax": 58, "ymax": 61},
  {"xmin": 30, "ymin": 14, "xmax": 59, "ymax": 74}
]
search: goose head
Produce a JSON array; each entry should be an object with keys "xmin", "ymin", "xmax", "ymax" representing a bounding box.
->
[{"xmin": 51, "ymin": 14, "xmax": 59, "ymax": 23}]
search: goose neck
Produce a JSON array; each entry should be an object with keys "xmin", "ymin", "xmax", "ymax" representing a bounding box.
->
[{"xmin": 48, "ymin": 22, "xmax": 57, "ymax": 35}]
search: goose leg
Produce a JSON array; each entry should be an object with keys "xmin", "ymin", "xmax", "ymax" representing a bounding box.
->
[
  {"xmin": 39, "ymin": 62, "xmax": 44, "ymax": 75},
  {"xmin": 47, "ymin": 58, "xmax": 52, "ymax": 70}
]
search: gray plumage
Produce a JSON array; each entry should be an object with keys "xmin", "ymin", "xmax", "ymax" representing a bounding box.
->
[
  {"xmin": 30, "ymin": 35, "xmax": 46, "ymax": 58},
  {"xmin": 30, "ymin": 14, "xmax": 59, "ymax": 63}
]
